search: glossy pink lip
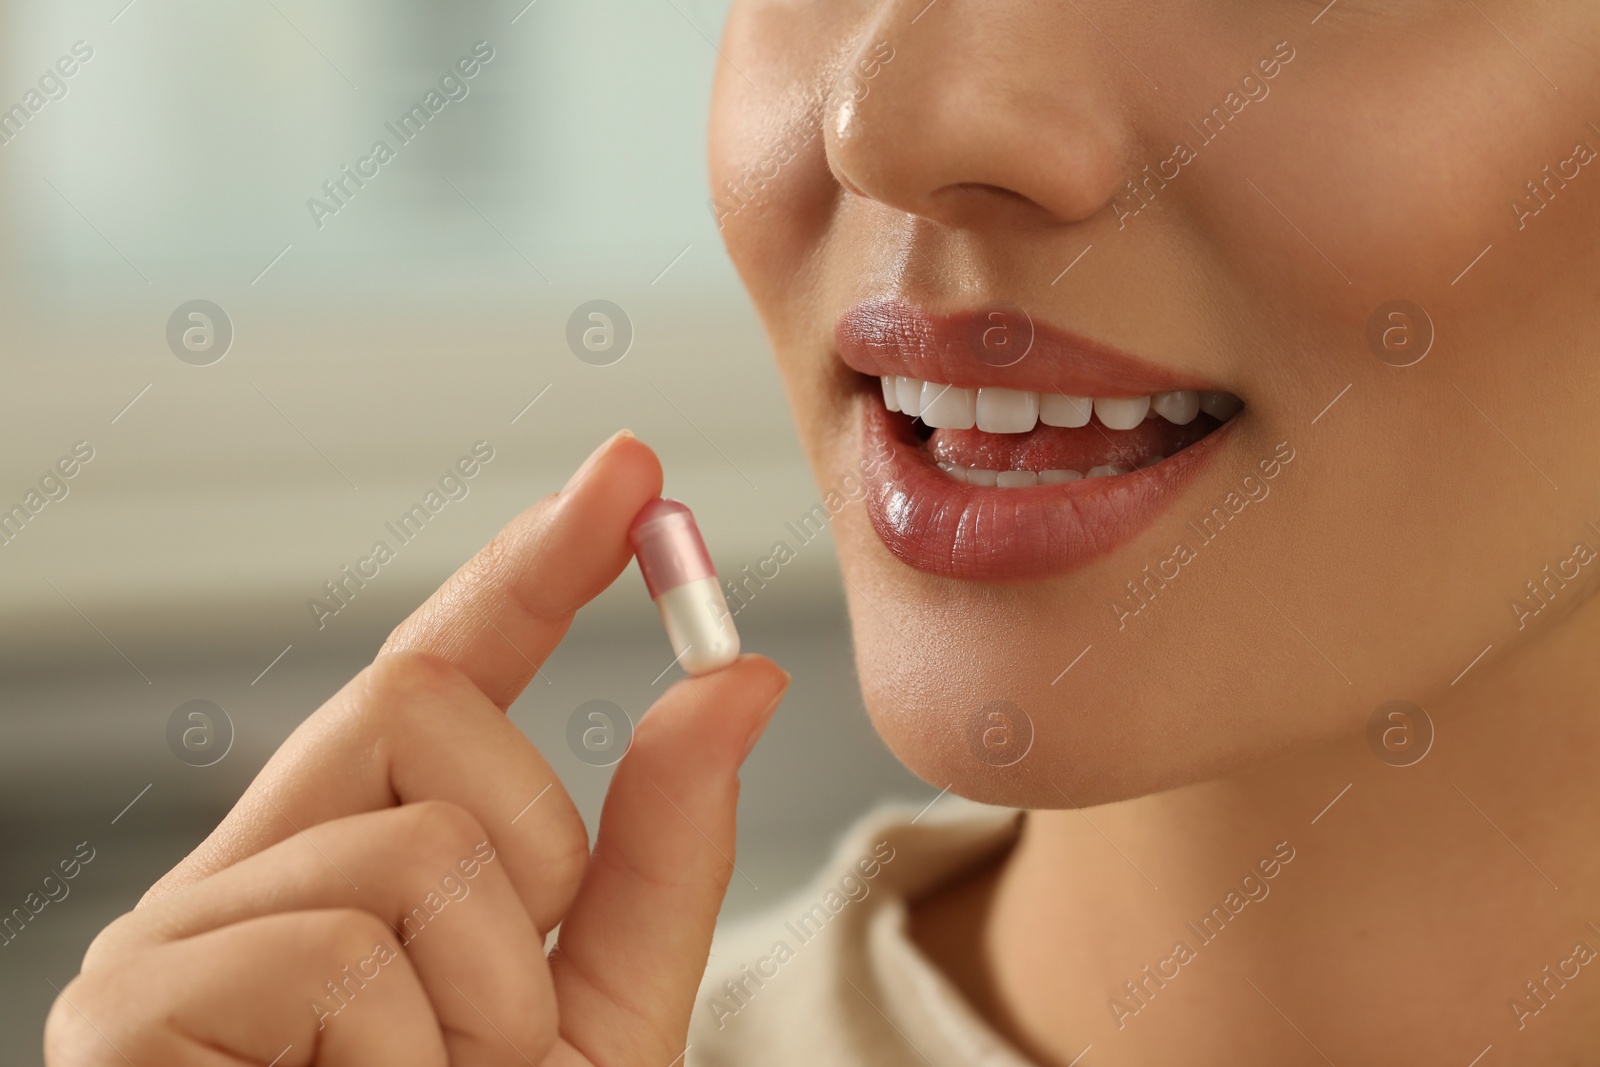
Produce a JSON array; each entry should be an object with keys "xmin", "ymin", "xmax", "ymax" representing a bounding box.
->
[
  {"xmin": 838, "ymin": 300, "xmax": 1238, "ymax": 581},
  {"xmin": 860, "ymin": 398, "xmax": 1237, "ymax": 580},
  {"xmin": 836, "ymin": 298, "xmax": 1218, "ymax": 396}
]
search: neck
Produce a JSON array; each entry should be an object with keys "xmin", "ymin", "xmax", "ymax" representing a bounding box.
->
[{"xmin": 990, "ymin": 605, "xmax": 1600, "ymax": 1066}]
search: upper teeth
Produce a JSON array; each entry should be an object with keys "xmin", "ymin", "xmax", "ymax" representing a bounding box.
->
[{"xmin": 879, "ymin": 377, "xmax": 1234, "ymax": 432}]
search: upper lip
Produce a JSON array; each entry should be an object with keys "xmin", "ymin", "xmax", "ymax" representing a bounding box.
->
[{"xmin": 835, "ymin": 298, "xmax": 1219, "ymax": 397}]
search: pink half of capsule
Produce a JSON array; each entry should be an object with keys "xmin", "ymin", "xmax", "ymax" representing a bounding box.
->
[{"xmin": 627, "ymin": 498, "xmax": 740, "ymax": 676}]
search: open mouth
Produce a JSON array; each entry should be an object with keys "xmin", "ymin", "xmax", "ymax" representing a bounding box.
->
[
  {"xmin": 837, "ymin": 300, "xmax": 1243, "ymax": 580},
  {"xmin": 880, "ymin": 376, "xmax": 1242, "ymax": 486}
]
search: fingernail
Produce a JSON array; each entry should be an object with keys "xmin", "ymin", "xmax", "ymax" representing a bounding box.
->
[
  {"xmin": 740, "ymin": 674, "xmax": 790, "ymax": 761},
  {"xmin": 563, "ymin": 429, "xmax": 634, "ymax": 494}
]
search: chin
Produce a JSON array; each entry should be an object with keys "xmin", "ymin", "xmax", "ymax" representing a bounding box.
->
[{"xmin": 848, "ymin": 611, "xmax": 1339, "ymax": 811}]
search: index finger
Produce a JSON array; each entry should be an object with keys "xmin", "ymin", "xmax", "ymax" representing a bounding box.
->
[{"xmin": 381, "ymin": 429, "xmax": 661, "ymax": 710}]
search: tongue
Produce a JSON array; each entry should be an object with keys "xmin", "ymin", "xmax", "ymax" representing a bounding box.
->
[{"xmin": 926, "ymin": 416, "xmax": 1219, "ymax": 472}]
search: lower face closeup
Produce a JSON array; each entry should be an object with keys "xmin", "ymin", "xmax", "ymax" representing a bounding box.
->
[{"xmin": 710, "ymin": 0, "xmax": 1600, "ymax": 807}]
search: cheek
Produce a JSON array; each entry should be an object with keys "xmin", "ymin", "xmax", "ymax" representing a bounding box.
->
[
  {"xmin": 711, "ymin": 9, "xmax": 843, "ymax": 304},
  {"xmin": 1212, "ymin": 15, "xmax": 1600, "ymax": 288},
  {"xmin": 711, "ymin": 4, "xmax": 872, "ymax": 483},
  {"xmin": 1166, "ymin": 18, "xmax": 1600, "ymax": 747}
]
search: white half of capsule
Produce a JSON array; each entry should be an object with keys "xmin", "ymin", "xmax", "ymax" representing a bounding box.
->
[{"xmin": 655, "ymin": 576, "xmax": 740, "ymax": 676}]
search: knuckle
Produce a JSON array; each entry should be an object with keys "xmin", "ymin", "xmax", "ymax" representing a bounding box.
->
[
  {"xmin": 319, "ymin": 907, "xmax": 400, "ymax": 960},
  {"xmin": 535, "ymin": 803, "xmax": 591, "ymax": 886},
  {"xmin": 362, "ymin": 650, "xmax": 473, "ymax": 710},
  {"xmin": 486, "ymin": 974, "xmax": 559, "ymax": 1065},
  {"xmin": 463, "ymin": 525, "xmax": 515, "ymax": 587},
  {"xmin": 78, "ymin": 909, "xmax": 140, "ymax": 973},
  {"xmin": 43, "ymin": 974, "xmax": 106, "ymax": 1065},
  {"xmin": 455, "ymin": 521, "xmax": 544, "ymax": 625},
  {"xmin": 44, "ymin": 970, "xmax": 159, "ymax": 1067},
  {"xmin": 400, "ymin": 799, "xmax": 490, "ymax": 869},
  {"xmin": 471, "ymin": 511, "xmax": 567, "ymax": 624}
]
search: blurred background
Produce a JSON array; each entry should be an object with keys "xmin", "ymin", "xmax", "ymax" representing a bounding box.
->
[{"xmin": 0, "ymin": 0, "xmax": 934, "ymax": 1055}]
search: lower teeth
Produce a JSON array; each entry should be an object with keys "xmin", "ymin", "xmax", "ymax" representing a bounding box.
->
[{"xmin": 937, "ymin": 459, "xmax": 1163, "ymax": 486}]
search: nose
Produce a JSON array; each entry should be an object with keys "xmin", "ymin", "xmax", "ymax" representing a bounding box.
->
[{"xmin": 824, "ymin": 6, "xmax": 1133, "ymax": 229}]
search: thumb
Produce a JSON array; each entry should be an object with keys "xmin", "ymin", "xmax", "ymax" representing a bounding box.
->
[{"xmin": 548, "ymin": 654, "xmax": 789, "ymax": 1065}]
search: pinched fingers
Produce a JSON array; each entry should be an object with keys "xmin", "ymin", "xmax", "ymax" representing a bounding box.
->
[{"xmin": 147, "ymin": 431, "xmax": 666, "ymax": 932}]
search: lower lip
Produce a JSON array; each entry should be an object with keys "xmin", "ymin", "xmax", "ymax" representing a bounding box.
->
[{"xmin": 858, "ymin": 392, "xmax": 1237, "ymax": 581}]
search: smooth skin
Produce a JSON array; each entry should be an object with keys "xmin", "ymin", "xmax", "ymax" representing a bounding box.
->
[
  {"xmin": 44, "ymin": 432, "xmax": 790, "ymax": 1066},
  {"xmin": 709, "ymin": 0, "xmax": 1600, "ymax": 1063}
]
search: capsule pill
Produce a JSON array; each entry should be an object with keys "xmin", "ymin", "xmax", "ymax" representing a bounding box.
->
[{"xmin": 627, "ymin": 498, "xmax": 740, "ymax": 676}]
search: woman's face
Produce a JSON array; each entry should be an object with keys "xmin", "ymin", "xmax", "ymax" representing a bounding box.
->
[{"xmin": 710, "ymin": 0, "xmax": 1600, "ymax": 807}]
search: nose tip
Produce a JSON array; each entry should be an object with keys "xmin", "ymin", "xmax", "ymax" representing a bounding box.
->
[{"xmin": 822, "ymin": 20, "xmax": 1130, "ymax": 230}]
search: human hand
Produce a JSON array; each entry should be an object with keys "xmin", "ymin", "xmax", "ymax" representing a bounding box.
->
[{"xmin": 45, "ymin": 431, "xmax": 789, "ymax": 1066}]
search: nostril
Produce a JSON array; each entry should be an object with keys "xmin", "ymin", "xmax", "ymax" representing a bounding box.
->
[
  {"xmin": 944, "ymin": 183, "xmax": 1039, "ymax": 206},
  {"xmin": 927, "ymin": 182, "xmax": 1064, "ymax": 229}
]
